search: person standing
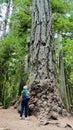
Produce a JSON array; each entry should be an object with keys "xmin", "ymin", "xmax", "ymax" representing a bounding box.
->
[{"xmin": 20, "ymin": 85, "xmax": 30, "ymax": 120}]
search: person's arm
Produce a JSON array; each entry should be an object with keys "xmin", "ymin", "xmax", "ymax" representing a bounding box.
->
[
  {"xmin": 27, "ymin": 90, "xmax": 30, "ymax": 96},
  {"xmin": 19, "ymin": 90, "xmax": 24, "ymax": 100}
]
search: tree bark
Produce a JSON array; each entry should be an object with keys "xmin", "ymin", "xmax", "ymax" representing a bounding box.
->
[
  {"xmin": 28, "ymin": 0, "xmax": 65, "ymax": 122},
  {"xmin": 59, "ymin": 50, "xmax": 69, "ymax": 111},
  {"xmin": 58, "ymin": 33, "xmax": 69, "ymax": 111}
]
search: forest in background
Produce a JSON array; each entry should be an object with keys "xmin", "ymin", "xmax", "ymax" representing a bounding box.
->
[{"xmin": 0, "ymin": 0, "xmax": 73, "ymax": 113}]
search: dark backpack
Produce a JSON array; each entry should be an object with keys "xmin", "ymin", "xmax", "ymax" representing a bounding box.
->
[{"xmin": 24, "ymin": 91, "xmax": 30, "ymax": 100}]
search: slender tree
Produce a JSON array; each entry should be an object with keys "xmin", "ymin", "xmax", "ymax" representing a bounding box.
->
[{"xmin": 28, "ymin": 0, "xmax": 65, "ymax": 122}]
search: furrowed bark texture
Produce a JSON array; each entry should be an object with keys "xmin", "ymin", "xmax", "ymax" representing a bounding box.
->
[{"xmin": 28, "ymin": 0, "xmax": 65, "ymax": 122}]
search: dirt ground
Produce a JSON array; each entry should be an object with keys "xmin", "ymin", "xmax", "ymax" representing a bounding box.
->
[{"xmin": 0, "ymin": 107, "xmax": 73, "ymax": 130}]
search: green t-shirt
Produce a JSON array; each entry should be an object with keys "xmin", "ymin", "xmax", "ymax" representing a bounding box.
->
[{"xmin": 21, "ymin": 89, "xmax": 29, "ymax": 97}]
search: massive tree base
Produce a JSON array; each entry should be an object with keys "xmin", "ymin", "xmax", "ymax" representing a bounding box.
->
[{"xmin": 29, "ymin": 79, "xmax": 67, "ymax": 124}]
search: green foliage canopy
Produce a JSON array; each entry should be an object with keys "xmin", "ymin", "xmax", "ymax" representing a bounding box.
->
[{"xmin": 0, "ymin": 0, "xmax": 31, "ymax": 108}]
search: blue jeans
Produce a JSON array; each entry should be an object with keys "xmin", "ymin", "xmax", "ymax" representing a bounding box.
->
[{"xmin": 20, "ymin": 98, "xmax": 29, "ymax": 118}]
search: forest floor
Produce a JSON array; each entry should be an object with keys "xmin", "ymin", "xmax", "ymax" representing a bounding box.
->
[{"xmin": 0, "ymin": 106, "xmax": 73, "ymax": 130}]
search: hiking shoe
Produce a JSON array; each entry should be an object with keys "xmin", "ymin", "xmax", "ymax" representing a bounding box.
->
[
  {"xmin": 25, "ymin": 117, "xmax": 29, "ymax": 120},
  {"xmin": 19, "ymin": 117, "xmax": 23, "ymax": 120}
]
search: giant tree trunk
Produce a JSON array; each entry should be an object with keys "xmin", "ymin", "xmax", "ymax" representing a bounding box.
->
[{"xmin": 28, "ymin": 0, "xmax": 65, "ymax": 122}]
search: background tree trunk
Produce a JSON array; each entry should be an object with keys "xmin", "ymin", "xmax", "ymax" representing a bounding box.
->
[
  {"xmin": 59, "ymin": 49, "xmax": 69, "ymax": 111},
  {"xmin": 28, "ymin": 0, "xmax": 66, "ymax": 122},
  {"xmin": 57, "ymin": 33, "xmax": 69, "ymax": 111}
]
